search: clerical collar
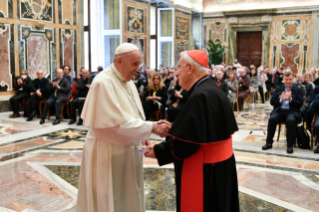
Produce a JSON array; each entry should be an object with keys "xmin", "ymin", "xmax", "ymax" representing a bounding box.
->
[
  {"xmin": 111, "ymin": 63, "xmax": 125, "ymax": 82},
  {"xmin": 188, "ymin": 76, "xmax": 210, "ymax": 95}
]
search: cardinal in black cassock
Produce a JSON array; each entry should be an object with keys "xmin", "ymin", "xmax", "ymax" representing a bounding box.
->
[{"xmin": 145, "ymin": 50, "xmax": 239, "ymax": 212}]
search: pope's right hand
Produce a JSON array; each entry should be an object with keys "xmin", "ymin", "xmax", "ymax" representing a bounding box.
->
[{"xmin": 152, "ymin": 120, "xmax": 172, "ymax": 137}]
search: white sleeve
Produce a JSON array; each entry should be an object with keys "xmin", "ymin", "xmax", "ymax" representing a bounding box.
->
[{"xmin": 113, "ymin": 118, "xmax": 153, "ymax": 140}]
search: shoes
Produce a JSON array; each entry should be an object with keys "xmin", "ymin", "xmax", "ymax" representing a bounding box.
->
[
  {"xmin": 26, "ymin": 116, "xmax": 33, "ymax": 121},
  {"xmin": 287, "ymin": 147, "xmax": 293, "ymax": 154},
  {"xmin": 68, "ymin": 119, "xmax": 77, "ymax": 125},
  {"xmin": 262, "ymin": 144, "xmax": 272, "ymax": 150},
  {"xmin": 314, "ymin": 146, "xmax": 319, "ymax": 154},
  {"xmin": 77, "ymin": 119, "xmax": 83, "ymax": 126},
  {"xmin": 53, "ymin": 119, "xmax": 61, "ymax": 125},
  {"xmin": 27, "ymin": 111, "xmax": 36, "ymax": 121},
  {"xmin": 40, "ymin": 118, "xmax": 45, "ymax": 125},
  {"xmin": 9, "ymin": 112, "xmax": 20, "ymax": 118}
]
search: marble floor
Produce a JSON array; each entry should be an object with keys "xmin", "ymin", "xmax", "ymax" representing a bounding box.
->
[{"xmin": 0, "ymin": 101, "xmax": 318, "ymax": 212}]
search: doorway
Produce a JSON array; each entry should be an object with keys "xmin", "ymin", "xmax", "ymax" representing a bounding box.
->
[{"xmin": 237, "ymin": 31, "xmax": 262, "ymax": 68}]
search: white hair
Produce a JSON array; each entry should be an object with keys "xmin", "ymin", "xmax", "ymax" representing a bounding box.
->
[
  {"xmin": 216, "ymin": 70, "xmax": 223, "ymax": 75},
  {"xmin": 180, "ymin": 51, "xmax": 208, "ymax": 73}
]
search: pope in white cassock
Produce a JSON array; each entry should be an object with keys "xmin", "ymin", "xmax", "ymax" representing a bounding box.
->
[{"xmin": 76, "ymin": 43, "xmax": 171, "ymax": 212}]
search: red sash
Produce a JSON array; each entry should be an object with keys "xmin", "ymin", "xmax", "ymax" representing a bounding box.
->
[{"xmin": 181, "ymin": 137, "xmax": 233, "ymax": 212}]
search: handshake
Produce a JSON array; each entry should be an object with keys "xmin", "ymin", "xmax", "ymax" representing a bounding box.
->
[{"xmin": 151, "ymin": 120, "xmax": 172, "ymax": 137}]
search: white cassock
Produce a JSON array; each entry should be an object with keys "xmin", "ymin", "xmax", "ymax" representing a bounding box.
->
[{"xmin": 76, "ymin": 64, "xmax": 153, "ymax": 212}]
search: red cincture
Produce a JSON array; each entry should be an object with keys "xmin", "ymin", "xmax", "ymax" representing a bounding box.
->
[{"xmin": 181, "ymin": 137, "xmax": 233, "ymax": 212}]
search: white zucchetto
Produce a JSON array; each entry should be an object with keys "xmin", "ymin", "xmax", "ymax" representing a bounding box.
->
[{"xmin": 115, "ymin": 43, "xmax": 139, "ymax": 55}]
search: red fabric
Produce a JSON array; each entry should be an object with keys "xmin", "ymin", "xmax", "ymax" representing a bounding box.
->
[
  {"xmin": 187, "ymin": 50, "xmax": 208, "ymax": 68},
  {"xmin": 70, "ymin": 82, "xmax": 78, "ymax": 100},
  {"xmin": 216, "ymin": 81, "xmax": 222, "ymax": 87},
  {"xmin": 272, "ymin": 75, "xmax": 275, "ymax": 82},
  {"xmin": 181, "ymin": 137, "xmax": 233, "ymax": 212}
]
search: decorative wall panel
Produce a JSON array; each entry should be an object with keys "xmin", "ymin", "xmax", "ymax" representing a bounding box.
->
[
  {"xmin": 127, "ymin": 37, "xmax": 145, "ymax": 67},
  {"xmin": 18, "ymin": 25, "xmax": 56, "ymax": 79},
  {"xmin": 280, "ymin": 43, "xmax": 300, "ymax": 74},
  {"xmin": 281, "ymin": 20, "xmax": 301, "ymax": 41},
  {"xmin": 176, "ymin": 17, "xmax": 189, "ymax": 40},
  {"xmin": 272, "ymin": 20, "xmax": 278, "ymax": 41},
  {"xmin": 58, "ymin": 0, "xmax": 76, "ymax": 25},
  {"xmin": 0, "ymin": 23, "xmax": 14, "ymax": 91},
  {"xmin": 19, "ymin": 0, "xmax": 54, "ymax": 23},
  {"xmin": 126, "ymin": 5, "xmax": 145, "ymax": 34},
  {"xmin": 0, "ymin": 0, "xmax": 13, "ymax": 19},
  {"xmin": 211, "ymin": 22, "xmax": 226, "ymax": 42},
  {"xmin": 60, "ymin": 29, "xmax": 77, "ymax": 78},
  {"xmin": 175, "ymin": 42, "xmax": 188, "ymax": 64},
  {"xmin": 304, "ymin": 18, "xmax": 310, "ymax": 41}
]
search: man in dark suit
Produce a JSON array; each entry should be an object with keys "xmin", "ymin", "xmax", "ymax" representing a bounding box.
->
[
  {"xmin": 27, "ymin": 70, "xmax": 50, "ymax": 121},
  {"xmin": 265, "ymin": 68, "xmax": 273, "ymax": 100},
  {"xmin": 273, "ymin": 68, "xmax": 284, "ymax": 88},
  {"xmin": 40, "ymin": 69, "xmax": 71, "ymax": 125},
  {"xmin": 69, "ymin": 69, "xmax": 92, "ymax": 125},
  {"xmin": 9, "ymin": 70, "xmax": 33, "ymax": 118},
  {"xmin": 262, "ymin": 71, "xmax": 303, "ymax": 154},
  {"xmin": 213, "ymin": 70, "xmax": 229, "ymax": 96}
]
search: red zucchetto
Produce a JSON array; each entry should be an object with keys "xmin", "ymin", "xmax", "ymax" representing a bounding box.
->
[{"xmin": 187, "ymin": 50, "xmax": 208, "ymax": 68}]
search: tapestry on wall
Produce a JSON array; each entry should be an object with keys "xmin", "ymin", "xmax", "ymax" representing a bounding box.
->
[
  {"xmin": 18, "ymin": 25, "xmax": 56, "ymax": 80},
  {"xmin": 60, "ymin": 29, "xmax": 77, "ymax": 78},
  {"xmin": 127, "ymin": 37, "xmax": 145, "ymax": 67},
  {"xmin": 126, "ymin": 5, "xmax": 145, "ymax": 34},
  {"xmin": 0, "ymin": 23, "xmax": 14, "ymax": 91},
  {"xmin": 176, "ymin": 17, "xmax": 189, "ymax": 40},
  {"xmin": 58, "ymin": 0, "xmax": 76, "ymax": 25},
  {"xmin": 0, "ymin": 0, "xmax": 13, "ymax": 19},
  {"xmin": 19, "ymin": 0, "xmax": 54, "ymax": 23}
]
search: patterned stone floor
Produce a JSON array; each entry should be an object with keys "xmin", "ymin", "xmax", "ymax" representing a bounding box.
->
[{"xmin": 0, "ymin": 101, "xmax": 318, "ymax": 212}]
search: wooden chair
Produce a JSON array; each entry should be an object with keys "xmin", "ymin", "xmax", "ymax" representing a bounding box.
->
[
  {"xmin": 150, "ymin": 110, "xmax": 162, "ymax": 121},
  {"xmin": 48, "ymin": 90, "xmax": 72, "ymax": 121},
  {"xmin": 21, "ymin": 98, "xmax": 30, "ymax": 116},
  {"xmin": 38, "ymin": 99, "xmax": 47, "ymax": 118},
  {"xmin": 311, "ymin": 116, "xmax": 319, "ymax": 150},
  {"xmin": 277, "ymin": 122, "xmax": 297, "ymax": 147}
]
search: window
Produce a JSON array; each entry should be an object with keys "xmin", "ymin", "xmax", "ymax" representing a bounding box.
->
[
  {"xmin": 158, "ymin": 8, "xmax": 174, "ymax": 68},
  {"xmin": 104, "ymin": 0, "xmax": 120, "ymax": 30},
  {"xmin": 105, "ymin": 35, "xmax": 120, "ymax": 68}
]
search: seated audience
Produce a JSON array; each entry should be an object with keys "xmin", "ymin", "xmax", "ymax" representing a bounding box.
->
[
  {"xmin": 249, "ymin": 68, "xmax": 260, "ymax": 104},
  {"xmin": 63, "ymin": 65, "xmax": 73, "ymax": 85},
  {"xmin": 27, "ymin": 70, "xmax": 50, "ymax": 121},
  {"xmin": 142, "ymin": 73, "xmax": 167, "ymax": 120},
  {"xmin": 167, "ymin": 81, "xmax": 188, "ymax": 123},
  {"xmin": 306, "ymin": 85, "xmax": 319, "ymax": 153},
  {"xmin": 299, "ymin": 73, "xmax": 314, "ymax": 120},
  {"xmin": 258, "ymin": 68, "xmax": 268, "ymax": 103},
  {"xmin": 237, "ymin": 68, "xmax": 250, "ymax": 111},
  {"xmin": 262, "ymin": 71, "xmax": 303, "ymax": 154},
  {"xmin": 265, "ymin": 68, "xmax": 273, "ymax": 99},
  {"xmin": 9, "ymin": 70, "xmax": 33, "ymax": 118},
  {"xmin": 69, "ymin": 69, "xmax": 92, "ymax": 125},
  {"xmin": 162, "ymin": 68, "xmax": 171, "ymax": 88},
  {"xmin": 214, "ymin": 70, "xmax": 229, "ymax": 96},
  {"xmin": 273, "ymin": 68, "xmax": 284, "ymax": 88},
  {"xmin": 309, "ymin": 68, "xmax": 317, "ymax": 82},
  {"xmin": 225, "ymin": 69, "xmax": 238, "ymax": 104},
  {"xmin": 40, "ymin": 69, "xmax": 71, "ymax": 125}
]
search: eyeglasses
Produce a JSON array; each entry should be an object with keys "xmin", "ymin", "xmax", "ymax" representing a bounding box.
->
[{"xmin": 176, "ymin": 64, "xmax": 189, "ymax": 70}]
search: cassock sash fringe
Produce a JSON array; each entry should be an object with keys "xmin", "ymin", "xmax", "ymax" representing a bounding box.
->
[{"xmin": 181, "ymin": 137, "xmax": 233, "ymax": 212}]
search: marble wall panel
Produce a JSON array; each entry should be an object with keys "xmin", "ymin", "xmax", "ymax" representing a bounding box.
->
[
  {"xmin": 211, "ymin": 22, "xmax": 226, "ymax": 42},
  {"xmin": 19, "ymin": 0, "xmax": 54, "ymax": 23},
  {"xmin": 0, "ymin": 23, "xmax": 14, "ymax": 91},
  {"xmin": 58, "ymin": 0, "xmax": 76, "ymax": 25},
  {"xmin": 60, "ymin": 29, "xmax": 76, "ymax": 78},
  {"xmin": 0, "ymin": 0, "xmax": 13, "ymax": 19},
  {"xmin": 126, "ymin": 5, "xmax": 145, "ymax": 34},
  {"xmin": 176, "ymin": 17, "xmax": 189, "ymax": 40},
  {"xmin": 280, "ymin": 43, "xmax": 300, "ymax": 74},
  {"xmin": 18, "ymin": 25, "xmax": 56, "ymax": 79},
  {"xmin": 175, "ymin": 42, "xmax": 188, "ymax": 64},
  {"xmin": 281, "ymin": 20, "xmax": 301, "ymax": 41},
  {"xmin": 127, "ymin": 37, "xmax": 146, "ymax": 67}
]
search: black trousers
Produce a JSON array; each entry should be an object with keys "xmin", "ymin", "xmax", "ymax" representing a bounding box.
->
[
  {"xmin": 9, "ymin": 92, "xmax": 29, "ymax": 113},
  {"xmin": 28, "ymin": 94, "xmax": 46, "ymax": 113},
  {"xmin": 258, "ymin": 86, "xmax": 265, "ymax": 103},
  {"xmin": 266, "ymin": 110, "xmax": 296, "ymax": 147},
  {"xmin": 314, "ymin": 114, "xmax": 319, "ymax": 138},
  {"xmin": 42, "ymin": 97, "xmax": 65, "ymax": 119},
  {"xmin": 71, "ymin": 98, "xmax": 85, "ymax": 119},
  {"xmin": 143, "ymin": 100, "xmax": 160, "ymax": 120}
]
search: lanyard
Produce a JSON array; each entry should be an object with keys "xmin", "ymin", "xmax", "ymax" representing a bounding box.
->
[
  {"xmin": 284, "ymin": 86, "xmax": 292, "ymax": 93},
  {"xmin": 216, "ymin": 81, "xmax": 222, "ymax": 87}
]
